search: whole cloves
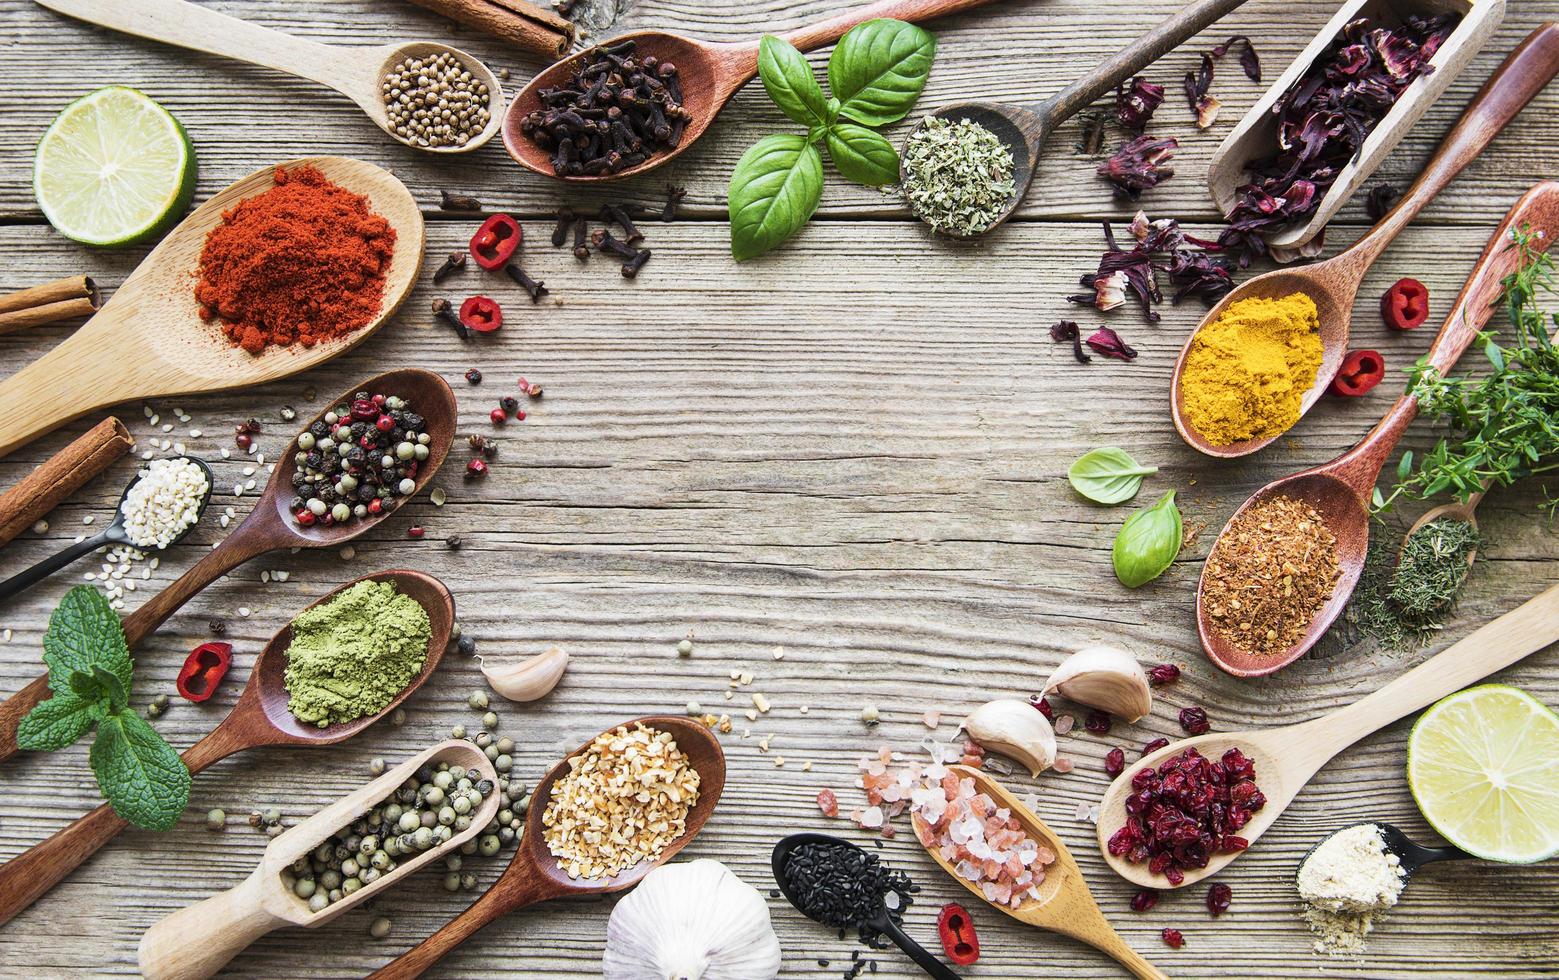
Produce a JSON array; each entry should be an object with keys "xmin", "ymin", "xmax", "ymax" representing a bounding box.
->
[
  {"xmin": 432, "ymin": 298, "xmax": 470, "ymax": 339},
  {"xmin": 600, "ymin": 203, "xmax": 643, "ymax": 242},
  {"xmin": 433, "ymin": 251, "xmax": 466, "ymax": 284},
  {"xmin": 503, "ymin": 264, "xmax": 549, "ymax": 303},
  {"xmin": 551, "ymin": 206, "xmax": 575, "ymax": 247},
  {"xmin": 572, "ymin": 216, "xmax": 590, "ymax": 260},
  {"xmin": 661, "ymin": 184, "xmax": 687, "ymax": 222},
  {"xmin": 439, "ymin": 190, "xmax": 483, "ymax": 212},
  {"xmin": 621, "ymin": 249, "xmax": 652, "ymax": 278},
  {"xmin": 591, "ymin": 228, "xmax": 638, "ymax": 260}
]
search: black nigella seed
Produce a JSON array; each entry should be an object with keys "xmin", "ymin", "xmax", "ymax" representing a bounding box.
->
[{"xmin": 779, "ymin": 841, "xmax": 914, "ymax": 950}]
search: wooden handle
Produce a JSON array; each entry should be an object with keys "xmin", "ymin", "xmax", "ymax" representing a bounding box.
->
[
  {"xmin": 367, "ymin": 863, "xmax": 561, "ymax": 978},
  {"xmin": 1085, "ymin": 930, "xmax": 1169, "ymax": 980},
  {"xmin": 0, "ymin": 799, "xmax": 130, "ymax": 927},
  {"xmin": 782, "ymin": 0, "xmax": 1004, "ymax": 55},
  {"xmin": 138, "ymin": 868, "xmax": 285, "ymax": 980},
  {"xmin": 0, "ymin": 328, "xmax": 135, "ymax": 459},
  {"xmin": 1351, "ymin": 23, "xmax": 1559, "ymax": 266}
]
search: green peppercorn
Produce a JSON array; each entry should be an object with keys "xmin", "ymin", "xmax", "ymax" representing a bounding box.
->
[
  {"xmin": 468, "ymin": 690, "xmax": 489, "ymax": 710},
  {"xmin": 495, "ymin": 736, "xmax": 514, "ymax": 754},
  {"xmin": 451, "ymin": 724, "xmax": 467, "ymax": 739},
  {"xmin": 495, "ymin": 754, "xmax": 512, "ymax": 772},
  {"xmin": 294, "ymin": 878, "xmax": 317, "ymax": 899},
  {"xmin": 481, "ymin": 711, "xmax": 498, "ymax": 730},
  {"xmin": 478, "ymin": 833, "xmax": 501, "ymax": 857},
  {"xmin": 205, "ymin": 808, "xmax": 226, "ymax": 831},
  {"xmin": 369, "ymin": 916, "xmax": 392, "ymax": 939},
  {"xmin": 442, "ymin": 873, "xmax": 461, "ymax": 893}
]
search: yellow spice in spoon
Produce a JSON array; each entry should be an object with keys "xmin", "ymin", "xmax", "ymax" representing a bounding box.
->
[{"xmin": 1180, "ymin": 292, "xmax": 1323, "ymax": 445}]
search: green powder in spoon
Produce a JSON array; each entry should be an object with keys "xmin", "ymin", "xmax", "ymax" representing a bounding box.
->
[{"xmin": 283, "ymin": 580, "xmax": 430, "ymax": 728}]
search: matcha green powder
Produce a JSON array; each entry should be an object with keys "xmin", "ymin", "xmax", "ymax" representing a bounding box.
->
[{"xmin": 284, "ymin": 580, "xmax": 431, "ymax": 728}]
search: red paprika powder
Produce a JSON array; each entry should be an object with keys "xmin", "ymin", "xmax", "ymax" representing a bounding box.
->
[{"xmin": 195, "ymin": 166, "xmax": 397, "ymax": 355}]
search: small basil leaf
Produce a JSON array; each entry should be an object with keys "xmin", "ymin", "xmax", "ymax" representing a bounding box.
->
[
  {"xmin": 17, "ymin": 691, "xmax": 96, "ymax": 752},
  {"xmin": 1112, "ymin": 491, "xmax": 1182, "ymax": 588},
  {"xmin": 1068, "ymin": 447, "xmax": 1159, "ymax": 505},
  {"xmin": 729, "ymin": 135, "xmax": 824, "ymax": 261},
  {"xmin": 43, "ymin": 586, "xmax": 132, "ymax": 697},
  {"xmin": 828, "ymin": 19, "xmax": 936, "ymax": 127},
  {"xmin": 758, "ymin": 35, "xmax": 828, "ymax": 129},
  {"xmin": 90, "ymin": 708, "xmax": 191, "ymax": 832},
  {"xmin": 825, "ymin": 123, "xmax": 900, "ymax": 187}
]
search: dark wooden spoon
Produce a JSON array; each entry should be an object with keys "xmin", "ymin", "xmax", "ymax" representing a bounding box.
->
[
  {"xmin": 366, "ymin": 716, "xmax": 725, "ymax": 978},
  {"xmin": 905, "ymin": 0, "xmax": 1248, "ymax": 237},
  {"xmin": 1197, "ymin": 180, "xmax": 1559, "ymax": 679},
  {"xmin": 501, "ymin": 0, "xmax": 1004, "ymax": 183},
  {"xmin": 0, "ymin": 367, "xmax": 456, "ymax": 763},
  {"xmin": 0, "ymin": 568, "xmax": 455, "ymax": 926}
]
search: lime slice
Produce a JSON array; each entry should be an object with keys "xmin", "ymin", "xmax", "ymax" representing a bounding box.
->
[
  {"xmin": 1407, "ymin": 684, "xmax": 1559, "ymax": 864},
  {"xmin": 33, "ymin": 86, "xmax": 196, "ymax": 246}
]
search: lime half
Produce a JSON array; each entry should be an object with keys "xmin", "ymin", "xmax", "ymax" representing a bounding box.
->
[
  {"xmin": 1407, "ymin": 684, "xmax": 1559, "ymax": 864},
  {"xmin": 33, "ymin": 86, "xmax": 196, "ymax": 246}
]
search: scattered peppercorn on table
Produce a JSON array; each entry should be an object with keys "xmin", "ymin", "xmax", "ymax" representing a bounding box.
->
[{"xmin": 1, "ymin": 0, "xmax": 1557, "ymax": 977}]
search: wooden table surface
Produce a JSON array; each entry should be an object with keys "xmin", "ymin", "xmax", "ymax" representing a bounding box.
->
[{"xmin": 0, "ymin": 1, "xmax": 1556, "ymax": 977}]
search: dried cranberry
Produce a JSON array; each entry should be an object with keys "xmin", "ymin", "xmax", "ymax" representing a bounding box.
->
[
  {"xmin": 1142, "ymin": 737, "xmax": 1171, "ymax": 757},
  {"xmin": 234, "ymin": 431, "xmax": 253, "ymax": 451},
  {"xmin": 1206, "ymin": 883, "xmax": 1232, "ymax": 917},
  {"xmin": 1149, "ymin": 663, "xmax": 1180, "ymax": 685},
  {"xmin": 1105, "ymin": 748, "xmax": 1126, "ymax": 778},
  {"xmin": 466, "ymin": 458, "xmax": 489, "ymax": 478},
  {"xmin": 1085, "ymin": 710, "xmax": 1113, "ymax": 735},
  {"xmin": 465, "ymin": 368, "xmax": 483, "ymax": 384},
  {"xmin": 350, "ymin": 398, "xmax": 378, "ymax": 421},
  {"xmin": 1130, "ymin": 888, "xmax": 1159, "ymax": 912},
  {"xmin": 408, "ymin": 526, "xmax": 425, "ymax": 539},
  {"xmin": 1178, "ymin": 706, "xmax": 1210, "ymax": 735},
  {"xmin": 1161, "ymin": 928, "xmax": 1184, "ymax": 949},
  {"xmin": 1030, "ymin": 695, "xmax": 1054, "ymax": 721}
]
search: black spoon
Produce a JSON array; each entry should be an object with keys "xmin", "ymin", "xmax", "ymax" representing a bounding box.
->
[
  {"xmin": 772, "ymin": 832, "xmax": 960, "ymax": 980},
  {"xmin": 1302, "ymin": 822, "xmax": 1473, "ymax": 889},
  {"xmin": 0, "ymin": 455, "xmax": 214, "ymax": 602}
]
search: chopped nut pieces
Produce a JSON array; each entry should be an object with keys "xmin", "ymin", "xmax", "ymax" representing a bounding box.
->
[
  {"xmin": 541, "ymin": 723, "xmax": 700, "ymax": 880},
  {"xmin": 1204, "ymin": 494, "xmax": 1341, "ymax": 655}
]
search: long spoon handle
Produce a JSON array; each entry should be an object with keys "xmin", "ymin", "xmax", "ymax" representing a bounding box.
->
[
  {"xmin": 781, "ymin": 0, "xmax": 1004, "ymax": 53},
  {"xmin": 366, "ymin": 866, "xmax": 562, "ymax": 979},
  {"xmin": 0, "ymin": 528, "xmax": 115, "ymax": 602},
  {"xmin": 878, "ymin": 913, "xmax": 962, "ymax": 979},
  {"xmin": 1348, "ymin": 23, "xmax": 1559, "ymax": 268}
]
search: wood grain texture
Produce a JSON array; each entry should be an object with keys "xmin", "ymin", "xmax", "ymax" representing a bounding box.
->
[{"xmin": 0, "ymin": 0, "xmax": 1555, "ymax": 975}]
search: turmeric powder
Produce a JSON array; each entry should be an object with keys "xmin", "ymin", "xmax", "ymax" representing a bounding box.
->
[{"xmin": 1179, "ymin": 292, "xmax": 1323, "ymax": 445}]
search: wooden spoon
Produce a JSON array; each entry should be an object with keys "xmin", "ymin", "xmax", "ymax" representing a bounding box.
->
[
  {"xmin": 36, "ymin": 0, "xmax": 504, "ymax": 154},
  {"xmin": 0, "ymin": 569, "xmax": 454, "ymax": 926},
  {"xmin": 1196, "ymin": 180, "xmax": 1559, "ymax": 678},
  {"xmin": 1400, "ymin": 488, "xmax": 1487, "ymax": 565},
  {"xmin": 138, "ymin": 740, "xmax": 497, "ymax": 980},
  {"xmin": 500, "ymin": 0, "xmax": 1005, "ymax": 183},
  {"xmin": 365, "ymin": 716, "xmax": 725, "ymax": 978},
  {"xmin": 1172, "ymin": 24, "xmax": 1559, "ymax": 458},
  {"xmin": 1099, "ymin": 581, "xmax": 1559, "ymax": 890},
  {"xmin": 1207, "ymin": 0, "xmax": 1505, "ymax": 254},
  {"xmin": 0, "ymin": 368, "xmax": 456, "ymax": 763},
  {"xmin": 911, "ymin": 768, "xmax": 1167, "ymax": 980},
  {"xmin": 0, "ymin": 156, "xmax": 424, "ymax": 459},
  {"xmin": 905, "ymin": 0, "xmax": 1249, "ymax": 237}
]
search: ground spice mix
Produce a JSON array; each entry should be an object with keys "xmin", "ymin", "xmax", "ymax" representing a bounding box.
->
[
  {"xmin": 1203, "ymin": 494, "xmax": 1341, "ymax": 655},
  {"xmin": 196, "ymin": 165, "xmax": 396, "ymax": 354}
]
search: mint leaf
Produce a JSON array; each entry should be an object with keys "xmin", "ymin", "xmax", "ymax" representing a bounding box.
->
[
  {"xmin": 728, "ymin": 135, "xmax": 824, "ymax": 262},
  {"xmin": 825, "ymin": 122, "xmax": 900, "ymax": 187},
  {"xmin": 758, "ymin": 35, "xmax": 828, "ymax": 129},
  {"xmin": 17, "ymin": 691, "xmax": 97, "ymax": 751},
  {"xmin": 90, "ymin": 709, "xmax": 190, "ymax": 831},
  {"xmin": 69, "ymin": 666, "xmax": 127, "ymax": 714},
  {"xmin": 43, "ymin": 586, "xmax": 131, "ymax": 697},
  {"xmin": 828, "ymin": 20, "xmax": 936, "ymax": 127}
]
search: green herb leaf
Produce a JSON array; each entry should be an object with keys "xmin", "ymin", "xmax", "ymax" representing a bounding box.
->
[
  {"xmin": 825, "ymin": 122, "xmax": 899, "ymax": 186},
  {"xmin": 1112, "ymin": 491, "xmax": 1182, "ymax": 588},
  {"xmin": 43, "ymin": 586, "xmax": 131, "ymax": 697},
  {"xmin": 828, "ymin": 19, "xmax": 936, "ymax": 127},
  {"xmin": 1396, "ymin": 450, "xmax": 1414, "ymax": 481},
  {"xmin": 1068, "ymin": 447, "xmax": 1159, "ymax": 505},
  {"xmin": 758, "ymin": 35, "xmax": 828, "ymax": 129},
  {"xmin": 17, "ymin": 690, "xmax": 97, "ymax": 751},
  {"xmin": 90, "ymin": 708, "xmax": 190, "ymax": 831},
  {"xmin": 69, "ymin": 665, "xmax": 127, "ymax": 714},
  {"xmin": 729, "ymin": 134, "xmax": 824, "ymax": 261}
]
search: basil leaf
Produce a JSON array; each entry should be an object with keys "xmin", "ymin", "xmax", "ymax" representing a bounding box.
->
[
  {"xmin": 17, "ymin": 690, "xmax": 97, "ymax": 751},
  {"xmin": 1112, "ymin": 491, "xmax": 1182, "ymax": 588},
  {"xmin": 69, "ymin": 665, "xmax": 127, "ymax": 714},
  {"xmin": 758, "ymin": 35, "xmax": 828, "ymax": 129},
  {"xmin": 90, "ymin": 708, "xmax": 191, "ymax": 831},
  {"xmin": 43, "ymin": 586, "xmax": 131, "ymax": 697},
  {"xmin": 828, "ymin": 19, "xmax": 936, "ymax": 127},
  {"xmin": 1068, "ymin": 447, "xmax": 1159, "ymax": 505},
  {"xmin": 825, "ymin": 122, "xmax": 899, "ymax": 187},
  {"xmin": 729, "ymin": 135, "xmax": 824, "ymax": 261}
]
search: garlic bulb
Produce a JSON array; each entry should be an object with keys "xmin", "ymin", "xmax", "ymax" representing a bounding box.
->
[
  {"xmin": 1042, "ymin": 645, "xmax": 1152, "ymax": 722},
  {"xmin": 480, "ymin": 648, "xmax": 568, "ymax": 703},
  {"xmin": 603, "ymin": 859, "xmax": 781, "ymax": 980},
  {"xmin": 962, "ymin": 698, "xmax": 1057, "ymax": 776}
]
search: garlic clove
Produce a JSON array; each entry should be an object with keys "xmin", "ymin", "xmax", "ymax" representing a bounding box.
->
[
  {"xmin": 962, "ymin": 698, "xmax": 1057, "ymax": 777},
  {"xmin": 480, "ymin": 647, "xmax": 569, "ymax": 703},
  {"xmin": 1042, "ymin": 645, "xmax": 1152, "ymax": 722}
]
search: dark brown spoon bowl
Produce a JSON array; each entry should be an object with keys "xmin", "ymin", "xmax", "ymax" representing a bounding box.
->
[{"xmin": 0, "ymin": 569, "xmax": 454, "ymax": 926}]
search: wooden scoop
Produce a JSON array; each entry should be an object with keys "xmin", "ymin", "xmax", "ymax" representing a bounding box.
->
[
  {"xmin": 0, "ymin": 368, "xmax": 456, "ymax": 763},
  {"xmin": 906, "ymin": 0, "xmax": 1248, "ymax": 237},
  {"xmin": 912, "ymin": 767, "xmax": 1167, "ymax": 980},
  {"xmin": 0, "ymin": 156, "xmax": 424, "ymax": 459},
  {"xmin": 366, "ymin": 716, "xmax": 725, "ymax": 978},
  {"xmin": 36, "ymin": 0, "xmax": 504, "ymax": 154},
  {"xmin": 501, "ymin": 0, "xmax": 1005, "ymax": 183},
  {"xmin": 0, "ymin": 568, "xmax": 454, "ymax": 926},
  {"xmin": 138, "ymin": 740, "xmax": 497, "ymax": 980},
  {"xmin": 1196, "ymin": 180, "xmax": 1559, "ymax": 678},
  {"xmin": 1099, "ymin": 582, "xmax": 1559, "ymax": 890},
  {"xmin": 1172, "ymin": 24, "xmax": 1559, "ymax": 458}
]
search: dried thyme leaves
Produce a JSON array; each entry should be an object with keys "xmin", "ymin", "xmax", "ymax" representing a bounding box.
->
[
  {"xmin": 1204, "ymin": 495, "xmax": 1341, "ymax": 656},
  {"xmin": 899, "ymin": 116, "xmax": 1015, "ymax": 236},
  {"xmin": 1341, "ymin": 518, "xmax": 1479, "ymax": 651}
]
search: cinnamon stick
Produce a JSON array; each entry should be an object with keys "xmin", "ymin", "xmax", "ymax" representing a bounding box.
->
[
  {"xmin": 0, "ymin": 275, "xmax": 97, "ymax": 314},
  {"xmin": 0, "ymin": 417, "xmax": 132, "ymax": 549},
  {"xmin": 0, "ymin": 296, "xmax": 100, "ymax": 334},
  {"xmin": 406, "ymin": 0, "xmax": 575, "ymax": 59}
]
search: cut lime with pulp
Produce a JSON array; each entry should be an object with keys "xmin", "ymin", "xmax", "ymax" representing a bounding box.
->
[
  {"xmin": 33, "ymin": 86, "xmax": 196, "ymax": 247},
  {"xmin": 1407, "ymin": 684, "xmax": 1559, "ymax": 864}
]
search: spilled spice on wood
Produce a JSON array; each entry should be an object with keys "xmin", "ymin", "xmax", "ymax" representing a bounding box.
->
[{"xmin": 1204, "ymin": 494, "xmax": 1340, "ymax": 655}]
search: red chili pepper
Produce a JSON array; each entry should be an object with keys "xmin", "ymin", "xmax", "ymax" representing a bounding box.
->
[
  {"xmin": 1329, "ymin": 349, "xmax": 1386, "ymax": 397},
  {"xmin": 459, "ymin": 295, "xmax": 503, "ymax": 333},
  {"xmin": 176, "ymin": 642, "xmax": 233, "ymax": 703},
  {"xmin": 936, "ymin": 902, "xmax": 979, "ymax": 966},
  {"xmin": 1380, "ymin": 277, "xmax": 1429, "ymax": 330},
  {"xmin": 469, "ymin": 214, "xmax": 521, "ymax": 270}
]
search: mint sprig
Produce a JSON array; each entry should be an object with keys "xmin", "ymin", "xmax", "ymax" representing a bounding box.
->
[{"xmin": 18, "ymin": 586, "xmax": 190, "ymax": 831}]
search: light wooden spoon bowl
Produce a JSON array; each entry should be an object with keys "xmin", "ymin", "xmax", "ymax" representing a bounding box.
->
[{"xmin": 1100, "ymin": 582, "xmax": 1559, "ymax": 890}]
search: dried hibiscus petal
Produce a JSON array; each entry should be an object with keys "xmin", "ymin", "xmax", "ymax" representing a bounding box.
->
[
  {"xmin": 1086, "ymin": 327, "xmax": 1138, "ymax": 361},
  {"xmin": 1210, "ymin": 36, "xmax": 1261, "ymax": 83},
  {"xmin": 1115, "ymin": 76, "xmax": 1166, "ymax": 131},
  {"xmin": 1050, "ymin": 320, "xmax": 1090, "ymax": 363},
  {"xmin": 1098, "ymin": 136, "xmax": 1178, "ymax": 199},
  {"xmin": 1184, "ymin": 53, "xmax": 1220, "ymax": 129}
]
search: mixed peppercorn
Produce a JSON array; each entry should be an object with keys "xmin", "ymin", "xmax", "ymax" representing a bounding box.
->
[{"xmin": 289, "ymin": 391, "xmax": 430, "ymax": 528}]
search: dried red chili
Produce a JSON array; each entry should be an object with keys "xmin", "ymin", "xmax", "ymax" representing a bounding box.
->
[
  {"xmin": 1329, "ymin": 349, "xmax": 1386, "ymax": 396},
  {"xmin": 470, "ymin": 214, "xmax": 521, "ymax": 270},
  {"xmin": 459, "ymin": 296, "xmax": 503, "ymax": 333},
  {"xmin": 936, "ymin": 903, "xmax": 979, "ymax": 965},
  {"xmin": 1381, "ymin": 277, "xmax": 1429, "ymax": 330},
  {"xmin": 176, "ymin": 642, "xmax": 233, "ymax": 703}
]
